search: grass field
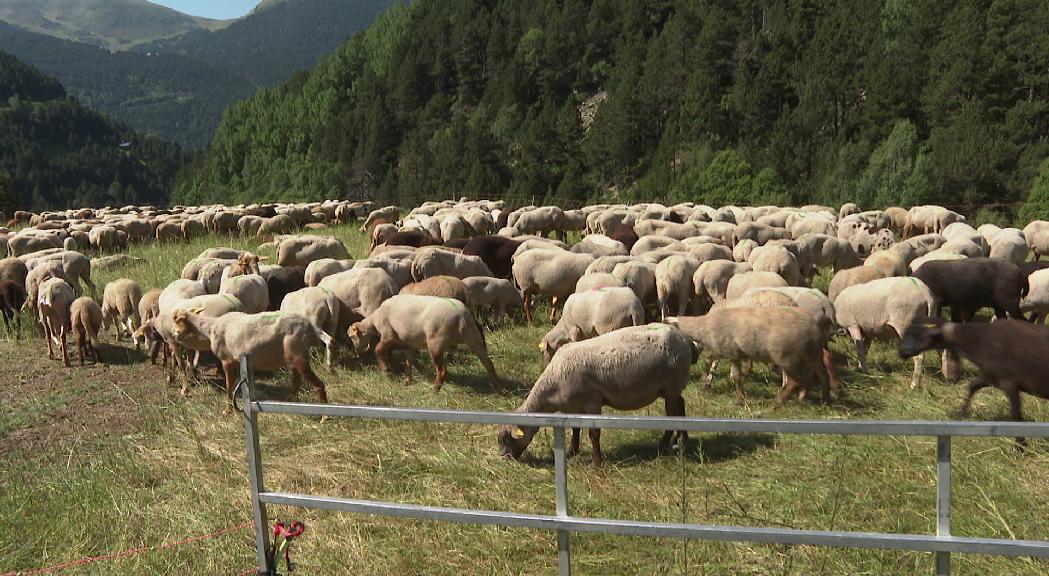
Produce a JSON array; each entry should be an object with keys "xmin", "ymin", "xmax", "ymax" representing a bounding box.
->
[{"xmin": 2, "ymin": 224, "xmax": 1048, "ymax": 575}]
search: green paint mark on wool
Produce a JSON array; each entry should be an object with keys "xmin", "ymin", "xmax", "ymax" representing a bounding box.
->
[{"xmin": 260, "ymin": 312, "xmax": 282, "ymax": 322}]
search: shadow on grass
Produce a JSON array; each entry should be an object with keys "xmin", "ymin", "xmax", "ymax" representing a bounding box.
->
[
  {"xmin": 96, "ymin": 342, "xmax": 149, "ymax": 366},
  {"xmin": 517, "ymin": 431, "xmax": 777, "ymax": 468}
]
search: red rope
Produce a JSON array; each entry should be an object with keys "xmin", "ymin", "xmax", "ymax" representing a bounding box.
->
[{"xmin": 1, "ymin": 521, "xmax": 253, "ymax": 576}]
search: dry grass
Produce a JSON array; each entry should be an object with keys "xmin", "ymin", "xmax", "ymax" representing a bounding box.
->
[{"xmin": 1, "ymin": 225, "xmax": 1048, "ymax": 575}]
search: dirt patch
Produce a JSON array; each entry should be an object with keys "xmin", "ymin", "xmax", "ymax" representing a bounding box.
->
[{"xmin": 0, "ymin": 339, "xmax": 181, "ymax": 459}]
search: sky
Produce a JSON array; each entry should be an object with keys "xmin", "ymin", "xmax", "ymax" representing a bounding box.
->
[{"xmin": 147, "ymin": 1, "xmax": 261, "ymax": 20}]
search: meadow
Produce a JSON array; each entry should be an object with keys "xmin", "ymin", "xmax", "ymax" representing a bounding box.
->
[{"xmin": 1, "ymin": 224, "xmax": 1047, "ymax": 575}]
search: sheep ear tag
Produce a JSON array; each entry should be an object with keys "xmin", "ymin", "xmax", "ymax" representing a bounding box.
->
[
  {"xmin": 538, "ymin": 342, "xmax": 546, "ymax": 351},
  {"xmin": 258, "ymin": 256, "xmax": 270, "ymax": 261},
  {"xmin": 511, "ymin": 427, "xmax": 525, "ymax": 439},
  {"xmin": 188, "ymin": 306, "xmax": 205, "ymax": 314}
]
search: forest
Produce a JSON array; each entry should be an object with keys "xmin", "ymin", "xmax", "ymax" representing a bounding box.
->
[
  {"xmin": 175, "ymin": 0, "xmax": 1049, "ymax": 221},
  {"xmin": 0, "ymin": 50, "xmax": 188, "ymax": 212}
]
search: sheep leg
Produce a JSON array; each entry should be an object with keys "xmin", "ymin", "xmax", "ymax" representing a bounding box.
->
[
  {"xmin": 941, "ymin": 349, "xmax": 961, "ymax": 381},
  {"xmin": 299, "ymin": 360, "xmax": 329, "ymax": 405},
  {"xmin": 823, "ymin": 347, "xmax": 843, "ymax": 393},
  {"xmin": 287, "ymin": 369, "xmax": 304, "ymax": 400},
  {"xmin": 731, "ymin": 361, "xmax": 746, "ymax": 404},
  {"xmin": 909, "ymin": 353, "xmax": 925, "ymax": 389},
  {"xmin": 465, "ymin": 334, "xmax": 500, "ymax": 386},
  {"xmin": 568, "ymin": 428, "xmax": 581, "ymax": 458},
  {"xmin": 775, "ymin": 374, "xmax": 804, "ymax": 407},
  {"xmin": 549, "ymin": 296, "xmax": 559, "ymax": 322},
  {"xmin": 521, "ymin": 289, "xmax": 534, "ymax": 324},
  {"xmin": 1003, "ymin": 384, "xmax": 1027, "ymax": 448},
  {"xmin": 222, "ymin": 360, "xmax": 238, "ymax": 414},
  {"xmin": 374, "ymin": 338, "xmax": 396, "ymax": 374},
  {"xmin": 959, "ymin": 376, "xmax": 991, "ymax": 416},
  {"xmin": 324, "ymin": 337, "xmax": 335, "ymax": 371},
  {"xmin": 60, "ymin": 327, "xmax": 70, "ymax": 366},
  {"xmin": 588, "ymin": 427, "xmax": 603, "ymax": 466},
  {"xmin": 852, "ymin": 338, "xmax": 869, "ymax": 373},
  {"xmin": 704, "ymin": 359, "xmax": 719, "ymax": 389},
  {"xmin": 403, "ymin": 348, "xmax": 417, "ymax": 386},
  {"xmin": 430, "ymin": 349, "xmax": 447, "ymax": 392},
  {"xmin": 45, "ymin": 321, "xmax": 55, "ymax": 360}
]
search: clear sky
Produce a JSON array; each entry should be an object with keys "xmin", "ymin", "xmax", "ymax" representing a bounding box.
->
[{"xmin": 147, "ymin": 1, "xmax": 261, "ymax": 20}]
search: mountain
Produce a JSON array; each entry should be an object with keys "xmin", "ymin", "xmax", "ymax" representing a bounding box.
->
[
  {"xmin": 0, "ymin": 0, "xmax": 400, "ymax": 146},
  {"xmin": 175, "ymin": 0, "xmax": 1049, "ymax": 217},
  {"xmin": 136, "ymin": 0, "xmax": 400, "ymax": 87},
  {"xmin": 0, "ymin": 0, "xmax": 227, "ymax": 51},
  {"xmin": 0, "ymin": 50, "xmax": 187, "ymax": 211}
]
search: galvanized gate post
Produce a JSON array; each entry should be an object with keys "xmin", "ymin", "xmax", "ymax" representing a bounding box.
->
[
  {"xmin": 553, "ymin": 427, "xmax": 572, "ymax": 576},
  {"xmin": 936, "ymin": 435, "xmax": 952, "ymax": 576},
  {"xmin": 241, "ymin": 354, "xmax": 273, "ymax": 576}
]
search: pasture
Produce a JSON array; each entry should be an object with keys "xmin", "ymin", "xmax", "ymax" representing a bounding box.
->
[{"xmin": 2, "ymin": 223, "xmax": 1048, "ymax": 575}]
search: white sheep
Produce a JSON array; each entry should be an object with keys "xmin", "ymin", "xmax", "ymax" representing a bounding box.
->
[
  {"xmin": 834, "ymin": 276, "xmax": 936, "ymax": 388},
  {"xmin": 725, "ymin": 271, "xmax": 788, "ymax": 300},
  {"xmin": 539, "ymin": 287, "xmax": 644, "ymax": 362},
  {"xmin": 1021, "ymin": 269, "xmax": 1049, "ymax": 323},
  {"xmin": 610, "ymin": 260, "xmax": 657, "ymax": 306},
  {"xmin": 498, "ymin": 324, "xmax": 698, "ymax": 465},
  {"xmin": 462, "ymin": 277, "xmax": 520, "ymax": 321},
  {"xmin": 512, "ymin": 249, "xmax": 595, "ymax": 323},
  {"xmin": 317, "ymin": 267, "xmax": 398, "ymax": 323},
  {"xmin": 348, "ymin": 294, "xmax": 499, "ymax": 391},
  {"xmin": 411, "ymin": 246, "xmax": 493, "ymax": 281},
  {"xmin": 101, "ymin": 279, "xmax": 143, "ymax": 340},
  {"xmin": 827, "ymin": 266, "xmax": 885, "ymax": 303},
  {"xmin": 305, "ymin": 258, "xmax": 355, "ymax": 287},
  {"xmin": 280, "ymin": 287, "xmax": 341, "ymax": 368},
  {"xmin": 692, "ymin": 260, "xmax": 752, "ymax": 307},
  {"xmin": 655, "ymin": 254, "xmax": 701, "ymax": 319},
  {"xmin": 219, "ymin": 274, "xmax": 269, "ymax": 314},
  {"xmin": 70, "ymin": 296, "xmax": 103, "ymax": 365},
  {"xmin": 37, "ymin": 277, "xmax": 76, "ymax": 366},
  {"xmin": 171, "ymin": 309, "xmax": 330, "ymax": 412}
]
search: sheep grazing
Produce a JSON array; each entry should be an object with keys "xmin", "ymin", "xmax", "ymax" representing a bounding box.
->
[
  {"xmin": 461, "ymin": 235, "xmax": 521, "ymax": 279},
  {"xmin": 899, "ymin": 318, "xmax": 1049, "ymax": 446},
  {"xmin": 725, "ymin": 271, "xmax": 788, "ymax": 300},
  {"xmin": 498, "ymin": 324, "xmax": 698, "ymax": 465},
  {"xmin": 348, "ymin": 294, "xmax": 499, "ymax": 391},
  {"xmin": 462, "ymin": 277, "xmax": 520, "ymax": 321},
  {"xmin": 0, "ymin": 279, "xmax": 27, "ymax": 328},
  {"xmin": 219, "ymin": 274, "xmax": 269, "ymax": 314},
  {"xmin": 411, "ymin": 246, "xmax": 492, "ymax": 281},
  {"xmin": 656, "ymin": 254, "xmax": 700, "ymax": 320},
  {"xmin": 101, "ymin": 279, "xmax": 143, "ymax": 340},
  {"xmin": 513, "ymin": 250, "xmax": 595, "ymax": 323},
  {"xmin": 304, "ymin": 258, "xmax": 355, "ymax": 287},
  {"xmin": 693, "ymin": 260, "xmax": 752, "ymax": 308},
  {"xmin": 171, "ymin": 309, "xmax": 330, "ymax": 412},
  {"xmin": 827, "ymin": 266, "xmax": 885, "ymax": 304},
  {"xmin": 670, "ymin": 307, "xmax": 830, "ymax": 405},
  {"xmin": 834, "ymin": 277, "xmax": 936, "ymax": 388},
  {"xmin": 539, "ymin": 287, "xmax": 645, "ymax": 362},
  {"xmin": 139, "ymin": 288, "xmax": 162, "ymax": 324},
  {"xmin": 317, "ymin": 267, "xmax": 398, "ymax": 324},
  {"xmin": 70, "ymin": 296, "xmax": 103, "ymax": 365},
  {"xmin": 276, "ymin": 236, "xmax": 351, "ymax": 267},
  {"xmin": 399, "ymin": 275, "xmax": 470, "ymax": 304},
  {"xmin": 37, "ymin": 277, "xmax": 76, "ymax": 366},
  {"xmin": 280, "ymin": 287, "xmax": 341, "ymax": 369},
  {"xmin": 912, "ymin": 258, "xmax": 1028, "ymax": 321}
]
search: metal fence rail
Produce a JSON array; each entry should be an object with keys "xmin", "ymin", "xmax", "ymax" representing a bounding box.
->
[{"xmin": 236, "ymin": 356, "xmax": 1049, "ymax": 576}]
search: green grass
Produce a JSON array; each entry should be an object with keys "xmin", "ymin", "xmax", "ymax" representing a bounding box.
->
[{"xmin": 1, "ymin": 225, "xmax": 1048, "ymax": 575}]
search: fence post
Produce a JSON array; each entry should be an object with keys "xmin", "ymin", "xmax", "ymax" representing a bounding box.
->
[
  {"xmin": 936, "ymin": 435, "xmax": 951, "ymax": 576},
  {"xmin": 553, "ymin": 427, "xmax": 572, "ymax": 576},
  {"xmin": 241, "ymin": 354, "xmax": 273, "ymax": 576}
]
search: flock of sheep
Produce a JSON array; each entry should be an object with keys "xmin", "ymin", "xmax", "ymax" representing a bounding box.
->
[{"xmin": 2, "ymin": 199, "xmax": 1049, "ymax": 463}]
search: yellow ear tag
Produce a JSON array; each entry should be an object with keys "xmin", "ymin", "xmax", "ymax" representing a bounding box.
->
[
  {"xmin": 538, "ymin": 342, "xmax": 545, "ymax": 351},
  {"xmin": 189, "ymin": 306, "xmax": 205, "ymax": 314},
  {"xmin": 511, "ymin": 428, "xmax": 525, "ymax": 439}
]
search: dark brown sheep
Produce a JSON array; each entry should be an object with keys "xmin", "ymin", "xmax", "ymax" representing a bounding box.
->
[{"xmin": 461, "ymin": 235, "xmax": 521, "ymax": 279}]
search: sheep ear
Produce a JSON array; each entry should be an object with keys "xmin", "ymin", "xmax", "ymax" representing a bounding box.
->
[{"xmin": 511, "ymin": 427, "xmax": 526, "ymax": 439}]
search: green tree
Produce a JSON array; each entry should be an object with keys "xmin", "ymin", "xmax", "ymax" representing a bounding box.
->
[
  {"xmin": 1019, "ymin": 158, "xmax": 1049, "ymax": 223},
  {"xmin": 858, "ymin": 119, "xmax": 919, "ymax": 207},
  {"xmin": 0, "ymin": 167, "xmax": 15, "ymax": 214}
]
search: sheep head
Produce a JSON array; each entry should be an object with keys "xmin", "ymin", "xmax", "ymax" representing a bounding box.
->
[
  {"xmin": 170, "ymin": 307, "xmax": 205, "ymax": 341},
  {"xmin": 347, "ymin": 321, "xmax": 378, "ymax": 354},
  {"xmin": 497, "ymin": 424, "xmax": 538, "ymax": 460},
  {"xmin": 899, "ymin": 318, "xmax": 954, "ymax": 358},
  {"xmin": 237, "ymin": 252, "xmax": 261, "ymax": 276}
]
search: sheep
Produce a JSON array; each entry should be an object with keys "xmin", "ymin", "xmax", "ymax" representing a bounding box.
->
[
  {"xmin": 572, "ymin": 234, "xmax": 629, "ymax": 257},
  {"xmin": 280, "ymin": 287, "xmax": 341, "ymax": 369},
  {"xmin": 70, "ymin": 296, "xmax": 103, "ymax": 365},
  {"xmin": 864, "ymin": 249, "xmax": 907, "ymax": 277},
  {"xmin": 411, "ymin": 246, "xmax": 493, "ymax": 281},
  {"xmin": 348, "ymin": 294, "xmax": 499, "ymax": 391},
  {"xmin": 988, "ymin": 230, "xmax": 1029, "ymax": 264},
  {"xmin": 725, "ymin": 271, "xmax": 788, "ymax": 300},
  {"xmin": 305, "ymin": 258, "xmax": 356, "ymax": 287},
  {"xmin": 670, "ymin": 307, "xmax": 830, "ymax": 405},
  {"xmin": 692, "ymin": 260, "xmax": 752, "ymax": 307},
  {"xmin": 749, "ymin": 245, "xmax": 801, "ymax": 286},
  {"xmin": 360, "ymin": 206, "xmax": 400, "ymax": 232},
  {"xmin": 574, "ymin": 272, "xmax": 624, "ymax": 293},
  {"xmin": 140, "ymin": 293, "xmax": 244, "ymax": 381},
  {"xmin": 101, "ymin": 279, "xmax": 143, "ymax": 340},
  {"xmin": 908, "ymin": 251, "xmax": 966, "ymax": 273},
  {"xmin": 276, "ymin": 236, "xmax": 351, "ymax": 267},
  {"xmin": 399, "ymin": 275, "xmax": 470, "ymax": 304},
  {"xmin": 219, "ymin": 274, "xmax": 269, "ymax": 314},
  {"xmin": 0, "ymin": 257, "xmax": 29, "ymax": 286},
  {"xmin": 0, "ymin": 279, "xmax": 27, "ymax": 328},
  {"xmin": 610, "ymin": 261, "xmax": 657, "ymax": 306},
  {"xmin": 461, "ymin": 236, "xmax": 521, "ymax": 279},
  {"xmin": 539, "ymin": 287, "xmax": 645, "ymax": 362},
  {"xmin": 899, "ymin": 318, "xmax": 1049, "ymax": 446},
  {"xmin": 171, "ymin": 309, "xmax": 331, "ymax": 412},
  {"xmin": 498, "ymin": 324, "xmax": 698, "ymax": 465},
  {"xmin": 462, "ymin": 277, "xmax": 520, "ymax": 322},
  {"xmin": 733, "ymin": 221, "xmax": 790, "ymax": 246},
  {"xmin": 37, "ymin": 277, "xmax": 76, "ymax": 366},
  {"xmin": 262, "ymin": 266, "xmax": 306, "ymax": 310},
  {"xmin": 353, "ymin": 257, "xmax": 413, "ymax": 289},
  {"xmin": 584, "ymin": 255, "xmax": 633, "ymax": 275},
  {"xmin": 513, "ymin": 250, "xmax": 595, "ymax": 323},
  {"xmin": 912, "ymin": 258, "xmax": 1028, "ymax": 322},
  {"xmin": 317, "ymin": 267, "xmax": 398, "ymax": 323},
  {"xmin": 793, "ymin": 234, "xmax": 860, "ymax": 281},
  {"xmin": 24, "ymin": 261, "xmax": 79, "ymax": 313},
  {"xmin": 656, "ymin": 254, "xmax": 701, "ymax": 319},
  {"xmin": 384, "ymin": 228, "xmax": 441, "ymax": 249},
  {"xmin": 25, "ymin": 250, "xmax": 94, "ymax": 295},
  {"xmin": 159, "ymin": 279, "xmax": 207, "ymax": 315},
  {"xmin": 514, "ymin": 206, "xmax": 567, "ymax": 241},
  {"xmin": 834, "ymin": 277, "xmax": 936, "ymax": 388},
  {"xmin": 1020, "ymin": 269, "xmax": 1049, "ymax": 323},
  {"xmin": 827, "ymin": 266, "xmax": 885, "ymax": 303}
]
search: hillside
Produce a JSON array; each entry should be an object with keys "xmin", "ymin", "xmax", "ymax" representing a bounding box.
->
[
  {"xmin": 0, "ymin": 0, "xmax": 226, "ymax": 51},
  {"xmin": 175, "ymin": 0, "xmax": 1049, "ymax": 216},
  {"xmin": 0, "ymin": 50, "xmax": 187, "ymax": 211},
  {"xmin": 135, "ymin": 0, "xmax": 400, "ymax": 87},
  {"xmin": 0, "ymin": 1, "xmax": 399, "ymax": 146}
]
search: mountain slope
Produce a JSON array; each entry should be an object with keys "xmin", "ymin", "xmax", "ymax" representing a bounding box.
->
[
  {"xmin": 0, "ymin": 50, "xmax": 187, "ymax": 210},
  {"xmin": 0, "ymin": 0, "xmax": 226, "ymax": 51},
  {"xmin": 176, "ymin": 0, "xmax": 1049, "ymax": 215},
  {"xmin": 138, "ymin": 0, "xmax": 400, "ymax": 86}
]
